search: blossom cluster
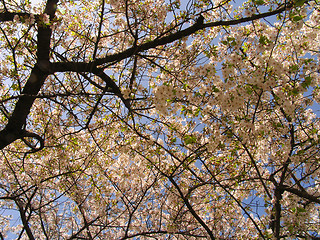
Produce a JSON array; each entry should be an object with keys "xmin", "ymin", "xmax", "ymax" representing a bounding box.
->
[{"xmin": 0, "ymin": 0, "xmax": 320, "ymax": 239}]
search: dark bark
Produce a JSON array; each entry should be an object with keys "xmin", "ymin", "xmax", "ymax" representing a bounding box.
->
[
  {"xmin": 0, "ymin": 1, "xmax": 291, "ymax": 151},
  {"xmin": 0, "ymin": 0, "xmax": 58, "ymax": 151}
]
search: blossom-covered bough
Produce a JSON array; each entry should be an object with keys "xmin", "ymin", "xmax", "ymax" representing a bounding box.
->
[{"xmin": 0, "ymin": 0, "xmax": 319, "ymax": 239}]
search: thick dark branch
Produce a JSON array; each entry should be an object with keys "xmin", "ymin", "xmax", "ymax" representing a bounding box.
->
[
  {"xmin": 0, "ymin": 1, "xmax": 290, "ymax": 150},
  {"xmin": 280, "ymin": 184, "xmax": 320, "ymax": 204},
  {"xmin": 92, "ymin": 69, "xmax": 121, "ymax": 95},
  {"xmin": 92, "ymin": 0, "xmax": 105, "ymax": 60},
  {"xmin": 51, "ymin": 62, "xmax": 130, "ymax": 109},
  {"xmin": 51, "ymin": 4, "xmax": 291, "ymax": 73},
  {"xmin": 0, "ymin": 67, "xmax": 48, "ymax": 149},
  {"xmin": 92, "ymin": 69, "xmax": 131, "ymax": 109},
  {"xmin": 167, "ymin": 175, "xmax": 215, "ymax": 239},
  {"xmin": 37, "ymin": 0, "xmax": 59, "ymax": 61},
  {"xmin": 0, "ymin": 12, "xmax": 32, "ymax": 22},
  {"xmin": 16, "ymin": 200, "xmax": 35, "ymax": 240},
  {"xmin": 22, "ymin": 130, "xmax": 45, "ymax": 153},
  {"xmin": 0, "ymin": 12, "xmax": 45, "ymax": 23},
  {"xmin": 270, "ymin": 187, "xmax": 283, "ymax": 239},
  {"xmin": 204, "ymin": 3, "xmax": 291, "ymax": 28},
  {"xmin": 0, "ymin": 0, "xmax": 58, "ymax": 151},
  {"xmin": 93, "ymin": 4, "xmax": 291, "ymax": 66}
]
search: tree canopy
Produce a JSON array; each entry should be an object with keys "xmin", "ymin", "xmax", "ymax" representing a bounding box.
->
[{"xmin": 0, "ymin": 0, "xmax": 320, "ymax": 239}]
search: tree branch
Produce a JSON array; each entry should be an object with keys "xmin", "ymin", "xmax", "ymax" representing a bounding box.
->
[{"xmin": 0, "ymin": 0, "xmax": 58, "ymax": 151}]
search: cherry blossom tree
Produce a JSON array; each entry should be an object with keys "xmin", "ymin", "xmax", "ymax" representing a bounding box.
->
[{"xmin": 0, "ymin": 0, "xmax": 320, "ymax": 239}]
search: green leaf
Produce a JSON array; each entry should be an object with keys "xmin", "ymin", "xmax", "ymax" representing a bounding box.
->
[
  {"xmin": 301, "ymin": 76, "xmax": 312, "ymax": 88},
  {"xmin": 242, "ymin": 42, "xmax": 249, "ymax": 52},
  {"xmin": 288, "ymin": 225, "xmax": 294, "ymax": 233},
  {"xmin": 289, "ymin": 88, "xmax": 299, "ymax": 96},
  {"xmin": 212, "ymin": 86, "xmax": 220, "ymax": 92},
  {"xmin": 254, "ymin": 0, "xmax": 265, "ymax": 5},
  {"xmin": 11, "ymin": 83, "xmax": 19, "ymax": 91},
  {"xmin": 289, "ymin": 64, "xmax": 298, "ymax": 72},
  {"xmin": 184, "ymin": 135, "xmax": 196, "ymax": 145},
  {"xmin": 292, "ymin": 15, "xmax": 303, "ymax": 22},
  {"xmin": 294, "ymin": 0, "xmax": 306, "ymax": 6},
  {"xmin": 296, "ymin": 207, "xmax": 307, "ymax": 213}
]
